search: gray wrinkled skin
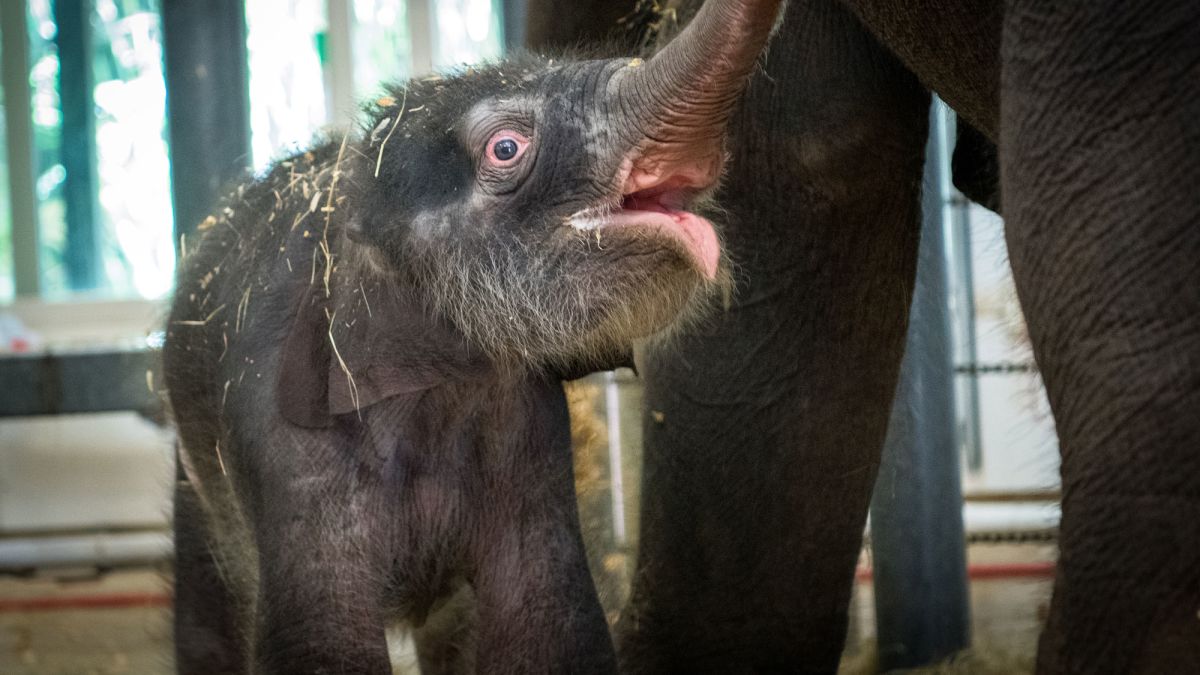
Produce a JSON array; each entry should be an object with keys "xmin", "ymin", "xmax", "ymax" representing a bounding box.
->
[{"xmin": 536, "ymin": 1, "xmax": 1200, "ymax": 673}]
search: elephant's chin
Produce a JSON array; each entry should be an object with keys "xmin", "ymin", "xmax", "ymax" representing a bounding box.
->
[{"xmin": 589, "ymin": 258, "xmax": 727, "ymax": 357}]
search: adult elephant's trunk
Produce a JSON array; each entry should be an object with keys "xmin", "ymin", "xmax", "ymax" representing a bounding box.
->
[{"xmin": 616, "ymin": 0, "xmax": 783, "ymax": 173}]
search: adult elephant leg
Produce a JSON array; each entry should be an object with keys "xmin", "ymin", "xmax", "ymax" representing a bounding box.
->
[
  {"xmin": 1001, "ymin": 2, "xmax": 1200, "ymax": 673},
  {"xmin": 617, "ymin": 1, "xmax": 929, "ymax": 672}
]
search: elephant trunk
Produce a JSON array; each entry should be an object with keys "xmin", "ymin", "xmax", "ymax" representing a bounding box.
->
[{"xmin": 616, "ymin": 0, "xmax": 783, "ymax": 161}]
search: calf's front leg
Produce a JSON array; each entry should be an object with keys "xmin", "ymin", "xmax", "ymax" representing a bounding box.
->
[
  {"xmin": 248, "ymin": 463, "xmax": 393, "ymax": 675},
  {"xmin": 469, "ymin": 385, "xmax": 616, "ymax": 675},
  {"xmin": 253, "ymin": 547, "xmax": 392, "ymax": 675},
  {"xmin": 472, "ymin": 519, "xmax": 614, "ymax": 675}
]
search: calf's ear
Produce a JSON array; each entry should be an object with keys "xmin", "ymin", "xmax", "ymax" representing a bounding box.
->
[
  {"xmin": 277, "ymin": 276, "xmax": 487, "ymax": 427},
  {"xmin": 277, "ymin": 285, "xmax": 335, "ymax": 428},
  {"xmin": 325, "ymin": 280, "xmax": 488, "ymax": 416}
]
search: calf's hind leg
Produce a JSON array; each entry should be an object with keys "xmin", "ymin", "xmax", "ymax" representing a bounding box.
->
[{"xmin": 173, "ymin": 479, "xmax": 249, "ymax": 675}]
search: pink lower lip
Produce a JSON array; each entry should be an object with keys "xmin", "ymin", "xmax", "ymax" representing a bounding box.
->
[
  {"xmin": 595, "ymin": 208, "xmax": 721, "ymax": 280},
  {"xmin": 588, "ymin": 162, "xmax": 722, "ymax": 279}
]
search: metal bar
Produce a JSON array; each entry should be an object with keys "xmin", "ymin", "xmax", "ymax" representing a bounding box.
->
[
  {"xmin": 604, "ymin": 370, "xmax": 628, "ymax": 546},
  {"xmin": 0, "ymin": 530, "xmax": 171, "ymax": 573},
  {"xmin": 858, "ymin": 561, "xmax": 1056, "ymax": 583},
  {"xmin": 0, "ymin": 524, "xmax": 168, "ymax": 539},
  {"xmin": 161, "ymin": 0, "xmax": 251, "ymax": 247},
  {"xmin": 2, "ymin": 0, "xmax": 42, "ymax": 295},
  {"xmin": 0, "ymin": 349, "xmax": 160, "ymax": 417},
  {"xmin": 943, "ymin": 108, "xmax": 985, "ymax": 471},
  {"xmin": 55, "ymin": 0, "xmax": 101, "ymax": 290},
  {"xmin": 324, "ymin": 0, "xmax": 356, "ymax": 128},
  {"xmin": 407, "ymin": 0, "xmax": 435, "ymax": 76},
  {"xmin": 0, "ymin": 591, "xmax": 172, "ymax": 612},
  {"xmin": 955, "ymin": 361, "xmax": 1036, "ymax": 375},
  {"xmin": 869, "ymin": 101, "xmax": 971, "ymax": 671},
  {"xmin": 962, "ymin": 489, "xmax": 1060, "ymax": 503},
  {"xmin": 501, "ymin": 0, "xmax": 527, "ymax": 51},
  {"xmin": 966, "ymin": 530, "xmax": 1056, "ymax": 544}
]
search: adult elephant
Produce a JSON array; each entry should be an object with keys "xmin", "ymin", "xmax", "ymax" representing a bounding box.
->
[{"xmin": 526, "ymin": 1, "xmax": 1200, "ymax": 674}]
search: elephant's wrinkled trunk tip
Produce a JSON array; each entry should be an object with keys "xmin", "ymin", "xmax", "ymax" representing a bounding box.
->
[{"xmin": 621, "ymin": 0, "xmax": 783, "ymax": 145}]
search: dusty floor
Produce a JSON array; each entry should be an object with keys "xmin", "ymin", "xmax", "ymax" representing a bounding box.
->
[
  {"xmin": 0, "ymin": 544, "xmax": 1052, "ymax": 675},
  {"xmin": 839, "ymin": 543, "xmax": 1054, "ymax": 674},
  {"xmin": 0, "ymin": 567, "xmax": 172, "ymax": 675}
]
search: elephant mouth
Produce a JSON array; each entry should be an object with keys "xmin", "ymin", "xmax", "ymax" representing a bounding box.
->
[{"xmin": 569, "ymin": 161, "xmax": 722, "ymax": 280}]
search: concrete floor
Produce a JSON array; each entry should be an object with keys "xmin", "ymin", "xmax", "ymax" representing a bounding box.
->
[
  {"xmin": 0, "ymin": 543, "xmax": 1052, "ymax": 675},
  {"xmin": 0, "ymin": 568, "xmax": 171, "ymax": 675},
  {"xmin": 840, "ymin": 543, "xmax": 1053, "ymax": 674}
]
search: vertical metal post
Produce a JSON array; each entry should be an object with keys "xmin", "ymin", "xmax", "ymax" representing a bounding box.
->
[
  {"xmin": 501, "ymin": 0, "xmax": 527, "ymax": 51},
  {"xmin": 946, "ymin": 113, "xmax": 986, "ymax": 472},
  {"xmin": 944, "ymin": 112, "xmax": 985, "ymax": 472},
  {"xmin": 950, "ymin": 198, "xmax": 983, "ymax": 472},
  {"xmin": 162, "ymin": 0, "xmax": 251, "ymax": 248},
  {"xmin": 869, "ymin": 100, "xmax": 970, "ymax": 670},
  {"xmin": 55, "ymin": 0, "xmax": 101, "ymax": 290},
  {"xmin": 604, "ymin": 371, "xmax": 628, "ymax": 546},
  {"xmin": 407, "ymin": 0, "xmax": 435, "ymax": 76},
  {"xmin": 324, "ymin": 0, "xmax": 356, "ymax": 128},
  {"xmin": 1, "ymin": 0, "xmax": 41, "ymax": 296}
]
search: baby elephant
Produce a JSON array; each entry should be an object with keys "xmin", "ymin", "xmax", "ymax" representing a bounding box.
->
[{"xmin": 164, "ymin": 0, "xmax": 780, "ymax": 672}]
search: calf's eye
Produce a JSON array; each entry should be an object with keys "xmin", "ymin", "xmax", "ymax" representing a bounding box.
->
[
  {"xmin": 494, "ymin": 139, "xmax": 518, "ymax": 160},
  {"xmin": 485, "ymin": 131, "xmax": 530, "ymax": 167}
]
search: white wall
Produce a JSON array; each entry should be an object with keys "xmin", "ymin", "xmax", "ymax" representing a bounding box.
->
[{"xmin": 0, "ymin": 299, "xmax": 173, "ymax": 534}]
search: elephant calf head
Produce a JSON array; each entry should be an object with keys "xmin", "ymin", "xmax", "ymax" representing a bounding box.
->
[{"xmin": 346, "ymin": 0, "xmax": 781, "ymax": 369}]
